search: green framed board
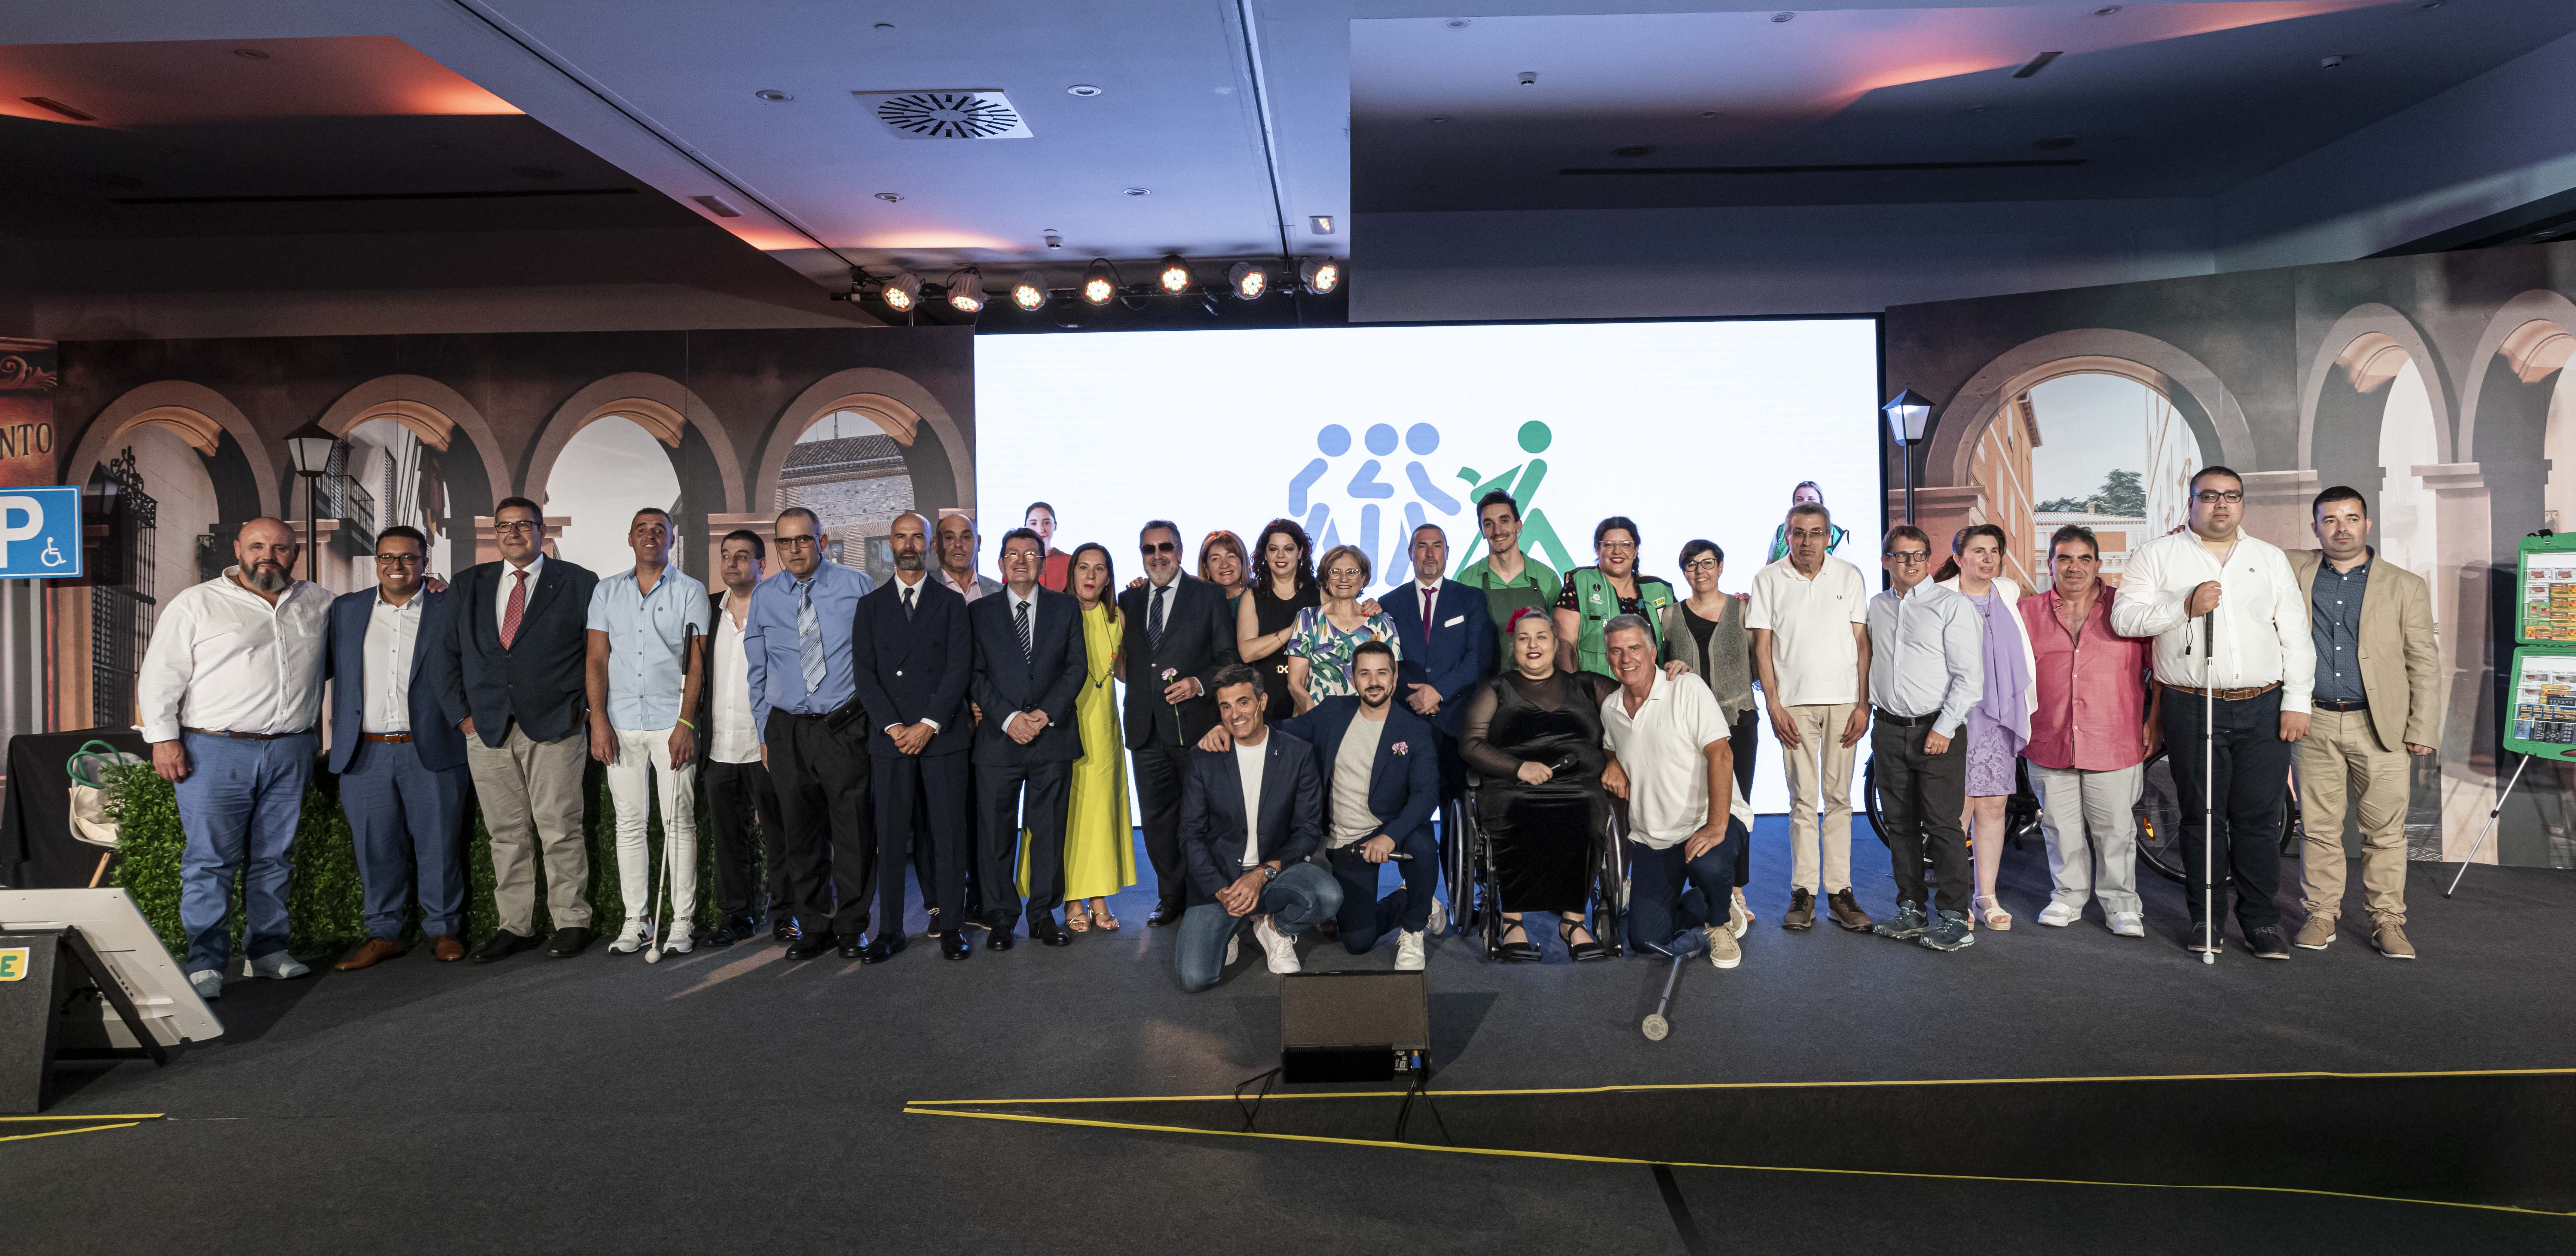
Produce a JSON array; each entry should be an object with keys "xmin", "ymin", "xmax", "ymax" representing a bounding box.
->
[
  {"xmin": 2514, "ymin": 532, "xmax": 2576, "ymax": 644},
  {"xmin": 2505, "ymin": 645, "xmax": 2576, "ymax": 761}
]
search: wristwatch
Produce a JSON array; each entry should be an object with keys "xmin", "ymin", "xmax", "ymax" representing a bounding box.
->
[{"xmin": 1260, "ymin": 864, "xmax": 1279, "ymax": 881}]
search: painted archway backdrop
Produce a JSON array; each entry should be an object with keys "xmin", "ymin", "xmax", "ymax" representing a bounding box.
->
[{"xmin": 1884, "ymin": 238, "xmax": 2576, "ymax": 870}]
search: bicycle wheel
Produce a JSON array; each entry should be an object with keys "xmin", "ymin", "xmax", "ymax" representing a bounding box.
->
[
  {"xmin": 1861, "ymin": 753, "xmax": 1934, "ymax": 864},
  {"xmin": 2133, "ymin": 751, "xmax": 2187, "ymax": 883}
]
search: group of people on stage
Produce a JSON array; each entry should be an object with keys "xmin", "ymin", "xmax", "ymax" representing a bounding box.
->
[{"xmin": 135, "ymin": 461, "xmax": 2436, "ymax": 1002}]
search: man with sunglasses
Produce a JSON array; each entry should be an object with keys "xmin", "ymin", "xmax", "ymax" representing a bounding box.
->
[
  {"xmin": 325, "ymin": 526, "xmax": 472, "ymax": 970},
  {"xmin": 2112, "ymin": 465, "xmax": 2313, "ymax": 960},
  {"xmin": 1119, "ymin": 519, "xmax": 1241, "ymax": 925},
  {"xmin": 1864, "ymin": 525, "xmax": 1985, "ymax": 952}
]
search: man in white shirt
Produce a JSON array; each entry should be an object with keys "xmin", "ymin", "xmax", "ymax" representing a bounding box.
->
[
  {"xmin": 136, "ymin": 517, "xmax": 333, "ymax": 1000},
  {"xmin": 2112, "ymin": 465, "xmax": 2315, "ymax": 960},
  {"xmin": 1745, "ymin": 500, "xmax": 1873, "ymax": 931},
  {"xmin": 1600, "ymin": 616, "xmax": 1754, "ymax": 970},
  {"xmin": 700, "ymin": 530, "xmax": 789, "ymax": 947},
  {"xmin": 585, "ymin": 507, "xmax": 710, "ymax": 956},
  {"xmin": 1174, "ymin": 666, "xmax": 1339, "ymax": 991},
  {"xmin": 1863, "ymin": 525, "xmax": 1985, "ymax": 953},
  {"xmin": 934, "ymin": 511, "xmax": 1003, "ymax": 603}
]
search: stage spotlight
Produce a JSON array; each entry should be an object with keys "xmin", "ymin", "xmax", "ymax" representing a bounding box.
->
[
  {"xmin": 1298, "ymin": 256, "xmax": 1341, "ymax": 294},
  {"xmin": 881, "ymin": 270, "xmax": 921, "ymax": 313},
  {"xmin": 1157, "ymin": 255, "xmax": 1193, "ymax": 294},
  {"xmin": 1229, "ymin": 261, "xmax": 1269, "ymax": 300},
  {"xmin": 1012, "ymin": 270, "xmax": 1048, "ymax": 311},
  {"xmin": 1081, "ymin": 259, "xmax": 1120, "ymax": 305},
  {"xmin": 946, "ymin": 267, "xmax": 985, "ymax": 314}
]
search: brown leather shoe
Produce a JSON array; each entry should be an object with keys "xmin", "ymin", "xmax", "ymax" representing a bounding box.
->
[
  {"xmin": 334, "ymin": 938, "xmax": 407, "ymax": 971},
  {"xmin": 1826, "ymin": 889, "xmax": 1873, "ymax": 932},
  {"xmin": 2372, "ymin": 922, "xmax": 2416, "ymax": 960},
  {"xmin": 1781, "ymin": 888, "xmax": 1817, "ymax": 930},
  {"xmin": 431, "ymin": 935, "xmax": 467, "ymax": 962}
]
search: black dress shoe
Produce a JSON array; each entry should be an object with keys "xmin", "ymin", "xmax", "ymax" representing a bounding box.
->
[
  {"xmin": 986, "ymin": 926, "xmax": 1015, "ymax": 951},
  {"xmin": 784, "ymin": 933, "xmax": 837, "ymax": 961},
  {"xmin": 1031, "ymin": 917, "xmax": 1070, "ymax": 948},
  {"xmin": 703, "ymin": 925, "xmax": 742, "ymax": 948},
  {"xmin": 836, "ymin": 933, "xmax": 866, "ymax": 960},
  {"xmin": 1147, "ymin": 904, "xmax": 1182, "ymax": 928},
  {"xmin": 940, "ymin": 931, "xmax": 972, "ymax": 960},
  {"xmin": 860, "ymin": 935, "xmax": 907, "ymax": 964},
  {"xmin": 546, "ymin": 927, "xmax": 594, "ymax": 957},
  {"xmin": 469, "ymin": 929, "xmax": 537, "ymax": 964}
]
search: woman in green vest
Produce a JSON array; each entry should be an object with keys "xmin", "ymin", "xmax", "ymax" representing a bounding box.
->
[{"xmin": 1552, "ymin": 516, "xmax": 1676, "ymax": 678}]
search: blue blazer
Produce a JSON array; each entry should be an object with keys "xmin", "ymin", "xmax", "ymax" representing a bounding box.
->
[
  {"xmin": 1379, "ymin": 579, "xmax": 1493, "ymax": 737},
  {"xmin": 968, "ymin": 587, "xmax": 1087, "ymax": 766},
  {"xmin": 1277, "ymin": 697, "xmax": 1440, "ymax": 847},
  {"xmin": 323, "ymin": 588, "xmax": 468, "ymax": 775},
  {"xmin": 425, "ymin": 558, "xmax": 599, "ymax": 748},
  {"xmin": 1180, "ymin": 730, "xmax": 1324, "ymax": 905},
  {"xmin": 850, "ymin": 577, "xmax": 972, "ymax": 757}
]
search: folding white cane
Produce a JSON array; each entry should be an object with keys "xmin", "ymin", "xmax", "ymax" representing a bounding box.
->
[{"xmin": 2200, "ymin": 601, "xmax": 2217, "ymax": 966}]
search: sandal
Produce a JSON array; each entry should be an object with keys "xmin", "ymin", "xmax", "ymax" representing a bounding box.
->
[
  {"xmin": 1092, "ymin": 904, "xmax": 1120, "ymax": 932},
  {"xmin": 1497, "ymin": 918, "xmax": 1542, "ymax": 963},
  {"xmin": 1065, "ymin": 908, "xmax": 1090, "ymax": 934},
  {"xmin": 1975, "ymin": 895, "xmax": 2012, "ymax": 931},
  {"xmin": 1559, "ymin": 917, "xmax": 1610, "ymax": 962}
]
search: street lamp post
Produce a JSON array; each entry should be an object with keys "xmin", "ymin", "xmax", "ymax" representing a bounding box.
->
[
  {"xmin": 1880, "ymin": 389, "xmax": 1933, "ymax": 525},
  {"xmin": 284, "ymin": 422, "xmax": 337, "ymax": 583}
]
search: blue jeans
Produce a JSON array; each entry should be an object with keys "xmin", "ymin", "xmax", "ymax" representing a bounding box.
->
[
  {"xmin": 1175, "ymin": 862, "xmax": 1341, "ymax": 993},
  {"xmin": 175, "ymin": 730, "xmax": 317, "ymax": 974},
  {"xmin": 1326, "ymin": 828, "xmax": 1438, "ymax": 953},
  {"xmin": 341, "ymin": 738, "xmax": 468, "ymax": 940},
  {"xmin": 1624, "ymin": 817, "xmax": 1746, "ymax": 955}
]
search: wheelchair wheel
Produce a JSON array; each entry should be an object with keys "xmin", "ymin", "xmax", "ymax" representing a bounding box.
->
[
  {"xmin": 1591, "ymin": 807, "xmax": 1625, "ymax": 958},
  {"xmin": 1861, "ymin": 754, "xmax": 1933, "ymax": 865}
]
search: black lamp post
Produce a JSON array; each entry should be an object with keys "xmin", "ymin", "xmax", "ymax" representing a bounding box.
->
[
  {"xmin": 284, "ymin": 422, "xmax": 337, "ymax": 583},
  {"xmin": 1880, "ymin": 389, "xmax": 1933, "ymax": 525}
]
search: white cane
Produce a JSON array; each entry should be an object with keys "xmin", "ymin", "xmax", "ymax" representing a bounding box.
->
[
  {"xmin": 2200, "ymin": 602, "xmax": 2217, "ymax": 966},
  {"xmin": 644, "ymin": 807, "xmax": 674, "ymax": 965}
]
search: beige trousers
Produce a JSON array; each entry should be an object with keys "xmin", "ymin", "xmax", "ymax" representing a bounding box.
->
[
  {"xmin": 1779, "ymin": 702, "xmax": 1858, "ymax": 894},
  {"xmin": 469, "ymin": 722, "xmax": 593, "ymax": 934},
  {"xmin": 2294, "ymin": 706, "xmax": 2410, "ymax": 925}
]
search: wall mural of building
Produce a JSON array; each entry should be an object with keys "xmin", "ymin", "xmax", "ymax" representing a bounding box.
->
[{"xmin": 1885, "ymin": 239, "xmax": 2576, "ymax": 870}]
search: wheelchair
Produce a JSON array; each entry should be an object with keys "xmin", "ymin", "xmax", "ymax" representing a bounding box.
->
[{"xmin": 1448, "ymin": 776, "xmax": 1627, "ymax": 961}]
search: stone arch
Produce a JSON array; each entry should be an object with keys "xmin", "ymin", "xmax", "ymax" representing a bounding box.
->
[
  {"xmin": 756, "ymin": 368, "xmax": 974, "ymax": 517},
  {"xmin": 316, "ymin": 374, "xmax": 511, "ymax": 511},
  {"xmin": 523, "ymin": 372, "xmax": 745, "ymax": 513},
  {"xmin": 2459, "ymin": 289, "xmax": 2576, "ymax": 462},
  {"xmin": 64, "ymin": 380, "xmax": 277, "ymax": 518},
  {"xmin": 1924, "ymin": 329, "xmax": 2254, "ymax": 491},
  {"xmin": 2297, "ymin": 303, "xmax": 2454, "ymax": 472}
]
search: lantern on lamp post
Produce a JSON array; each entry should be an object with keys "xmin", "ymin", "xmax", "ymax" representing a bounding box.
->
[
  {"xmin": 1880, "ymin": 389, "xmax": 1933, "ymax": 525},
  {"xmin": 284, "ymin": 421, "xmax": 337, "ymax": 582}
]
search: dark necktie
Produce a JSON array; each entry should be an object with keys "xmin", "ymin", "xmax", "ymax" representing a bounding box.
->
[
  {"xmin": 1015, "ymin": 598, "xmax": 1032, "ymax": 662},
  {"xmin": 903, "ymin": 584, "xmax": 917, "ymax": 621},
  {"xmin": 1420, "ymin": 584, "xmax": 1437, "ymax": 642},
  {"xmin": 500, "ymin": 569, "xmax": 530, "ymax": 649},
  {"xmin": 1148, "ymin": 583, "xmax": 1171, "ymax": 652}
]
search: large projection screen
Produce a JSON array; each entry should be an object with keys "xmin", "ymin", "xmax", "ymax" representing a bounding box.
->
[{"xmin": 978, "ymin": 318, "xmax": 1883, "ymax": 813}]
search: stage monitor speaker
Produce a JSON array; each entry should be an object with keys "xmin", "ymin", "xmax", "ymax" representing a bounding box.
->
[{"xmin": 1278, "ymin": 971, "xmax": 1429, "ymax": 1084}]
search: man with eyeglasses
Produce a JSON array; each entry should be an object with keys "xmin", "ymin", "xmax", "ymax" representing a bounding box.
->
[
  {"xmin": 2112, "ymin": 465, "xmax": 2314, "ymax": 960},
  {"xmin": 2018, "ymin": 524, "xmax": 2159, "ymax": 938},
  {"xmin": 1119, "ymin": 519, "xmax": 1241, "ymax": 926},
  {"xmin": 1864, "ymin": 525, "xmax": 1985, "ymax": 952},
  {"xmin": 426, "ymin": 497, "xmax": 602, "ymax": 961},
  {"xmin": 1746, "ymin": 499, "xmax": 1874, "ymax": 932},
  {"xmin": 585, "ymin": 507, "xmax": 710, "ymax": 956},
  {"xmin": 324, "ymin": 526, "xmax": 472, "ymax": 971}
]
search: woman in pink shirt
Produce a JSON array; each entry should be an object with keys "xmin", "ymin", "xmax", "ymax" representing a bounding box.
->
[{"xmin": 2016, "ymin": 524, "xmax": 2161, "ymax": 938}]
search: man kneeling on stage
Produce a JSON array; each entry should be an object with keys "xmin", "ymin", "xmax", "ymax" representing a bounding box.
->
[
  {"xmin": 1599, "ymin": 615, "xmax": 1752, "ymax": 970},
  {"xmin": 1176, "ymin": 665, "xmax": 1342, "ymax": 992},
  {"xmin": 1274, "ymin": 641, "xmax": 1445, "ymax": 968}
]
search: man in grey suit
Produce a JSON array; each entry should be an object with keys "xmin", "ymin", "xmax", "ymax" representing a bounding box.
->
[{"xmin": 2286, "ymin": 486, "xmax": 2439, "ymax": 960}]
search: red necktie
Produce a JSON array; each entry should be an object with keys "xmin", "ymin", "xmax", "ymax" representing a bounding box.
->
[{"xmin": 500, "ymin": 569, "xmax": 530, "ymax": 648}]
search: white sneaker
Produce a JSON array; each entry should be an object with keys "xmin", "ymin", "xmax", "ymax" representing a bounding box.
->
[
  {"xmin": 1733, "ymin": 887, "xmax": 1756, "ymax": 926},
  {"xmin": 609, "ymin": 917, "xmax": 653, "ymax": 954},
  {"xmin": 1225, "ymin": 936, "xmax": 1240, "ymax": 968},
  {"xmin": 189, "ymin": 969, "xmax": 224, "ymax": 1000},
  {"xmin": 1427, "ymin": 898, "xmax": 1449, "ymax": 937},
  {"xmin": 1704, "ymin": 923, "xmax": 1742, "ymax": 970},
  {"xmin": 249, "ymin": 951, "xmax": 310, "ymax": 980},
  {"xmin": 1395, "ymin": 930, "xmax": 1426, "ymax": 971},
  {"xmin": 660, "ymin": 922, "xmax": 694, "ymax": 954},
  {"xmin": 2036, "ymin": 902, "xmax": 2082, "ymax": 928},
  {"xmin": 1728, "ymin": 895, "xmax": 1750, "ymax": 939},
  {"xmin": 1252, "ymin": 916, "xmax": 1302, "ymax": 974},
  {"xmin": 2108, "ymin": 913, "xmax": 2147, "ymax": 938}
]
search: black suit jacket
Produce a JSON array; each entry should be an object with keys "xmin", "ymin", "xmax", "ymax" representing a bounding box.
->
[
  {"xmin": 968, "ymin": 587, "xmax": 1086, "ymax": 765},
  {"xmin": 1116, "ymin": 574, "xmax": 1238, "ymax": 748},
  {"xmin": 426, "ymin": 557, "xmax": 599, "ymax": 748},
  {"xmin": 324, "ymin": 588, "xmax": 469, "ymax": 774},
  {"xmin": 1179, "ymin": 730, "xmax": 1324, "ymax": 905},
  {"xmin": 851, "ymin": 575, "xmax": 972, "ymax": 757}
]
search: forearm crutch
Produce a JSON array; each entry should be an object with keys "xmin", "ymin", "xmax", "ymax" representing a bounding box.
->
[{"xmin": 1638, "ymin": 930, "xmax": 1707, "ymax": 1040}]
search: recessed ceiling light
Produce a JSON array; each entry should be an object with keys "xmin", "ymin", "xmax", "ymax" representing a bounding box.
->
[
  {"xmin": 1771, "ymin": 12, "xmax": 1795, "ymax": 22},
  {"xmin": 874, "ymin": 22, "xmax": 895, "ymax": 30},
  {"xmin": 1067, "ymin": 84, "xmax": 1102, "ymax": 97},
  {"xmin": 1123, "ymin": 186, "xmax": 1150, "ymax": 196},
  {"xmin": 1518, "ymin": 71, "xmax": 1538, "ymax": 86},
  {"xmin": 875, "ymin": 192, "xmax": 904, "ymax": 202},
  {"xmin": 1446, "ymin": 18, "xmax": 1470, "ymax": 27},
  {"xmin": 232, "ymin": 48, "xmax": 269, "ymax": 60},
  {"xmin": 755, "ymin": 89, "xmax": 793, "ymax": 102}
]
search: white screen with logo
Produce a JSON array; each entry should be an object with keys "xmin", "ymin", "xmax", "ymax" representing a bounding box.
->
[{"xmin": 976, "ymin": 319, "xmax": 1884, "ymax": 813}]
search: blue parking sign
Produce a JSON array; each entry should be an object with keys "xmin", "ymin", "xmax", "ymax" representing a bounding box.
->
[{"xmin": 0, "ymin": 486, "xmax": 83, "ymax": 579}]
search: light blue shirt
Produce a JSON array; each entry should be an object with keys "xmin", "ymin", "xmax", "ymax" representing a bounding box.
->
[
  {"xmin": 743, "ymin": 559, "xmax": 876, "ymax": 733},
  {"xmin": 586, "ymin": 565, "xmax": 711, "ymax": 730}
]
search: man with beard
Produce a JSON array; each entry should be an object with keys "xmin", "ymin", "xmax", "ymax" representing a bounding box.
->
[
  {"xmin": 1275, "ymin": 641, "xmax": 1443, "ymax": 969},
  {"xmin": 137, "ymin": 517, "xmax": 334, "ymax": 1000},
  {"xmin": 851, "ymin": 511, "xmax": 974, "ymax": 962},
  {"xmin": 586, "ymin": 507, "xmax": 710, "ymax": 955},
  {"xmin": 1118, "ymin": 519, "xmax": 1239, "ymax": 925}
]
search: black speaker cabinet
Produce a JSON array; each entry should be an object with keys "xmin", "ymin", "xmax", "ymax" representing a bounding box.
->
[{"xmin": 1278, "ymin": 971, "xmax": 1430, "ymax": 1083}]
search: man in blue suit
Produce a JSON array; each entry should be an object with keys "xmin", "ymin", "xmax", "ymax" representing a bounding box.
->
[
  {"xmin": 967, "ymin": 528, "xmax": 1086, "ymax": 948},
  {"xmin": 851, "ymin": 511, "xmax": 974, "ymax": 963},
  {"xmin": 325, "ymin": 526, "xmax": 471, "ymax": 970},
  {"xmin": 1277, "ymin": 641, "xmax": 1444, "ymax": 969},
  {"xmin": 1175, "ymin": 666, "xmax": 1341, "ymax": 992},
  {"xmin": 1382, "ymin": 524, "xmax": 1490, "ymax": 917}
]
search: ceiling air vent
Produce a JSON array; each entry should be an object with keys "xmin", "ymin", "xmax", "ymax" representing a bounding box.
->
[{"xmin": 856, "ymin": 89, "xmax": 1031, "ymax": 140}]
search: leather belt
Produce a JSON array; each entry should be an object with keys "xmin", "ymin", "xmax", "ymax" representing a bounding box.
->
[
  {"xmin": 183, "ymin": 727, "xmax": 310, "ymax": 741},
  {"xmin": 361, "ymin": 733, "xmax": 415, "ymax": 743},
  {"xmin": 2310, "ymin": 698, "xmax": 2369, "ymax": 713},
  {"xmin": 2161, "ymin": 681, "xmax": 2281, "ymax": 701},
  {"xmin": 1873, "ymin": 708, "xmax": 1940, "ymax": 728}
]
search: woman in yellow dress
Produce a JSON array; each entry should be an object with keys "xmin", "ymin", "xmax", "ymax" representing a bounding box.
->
[{"xmin": 1024, "ymin": 541, "xmax": 1136, "ymax": 931}]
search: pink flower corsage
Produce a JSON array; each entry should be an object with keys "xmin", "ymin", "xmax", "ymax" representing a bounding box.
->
[{"xmin": 1391, "ymin": 742, "xmax": 1410, "ymax": 756}]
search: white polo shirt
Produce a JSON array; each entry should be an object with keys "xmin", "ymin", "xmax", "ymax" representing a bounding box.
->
[
  {"xmin": 1600, "ymin": 671, "xmax": 1754, "ymax": 851},
  {"xmin": 1744, "ymin": 554, "xmax": 1869, "ymax": 708}
]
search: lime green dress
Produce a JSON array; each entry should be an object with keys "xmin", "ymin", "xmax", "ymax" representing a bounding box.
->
[{"xmin": 1024, "ymin": 601, "xmax": 1135, "ymax": 901}]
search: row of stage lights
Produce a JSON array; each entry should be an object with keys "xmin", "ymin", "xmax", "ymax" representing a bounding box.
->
[{"xmin": 839, "ymin": 254, "xmax": 1342, "ymax": 317}]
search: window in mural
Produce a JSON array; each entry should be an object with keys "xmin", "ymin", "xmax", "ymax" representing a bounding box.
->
[
  {"xmin": 2022, "ymin": 373, "xmax": 2190, "ymax": 589},
  {"xmin": 545, "ymin": 415, "xmax": 684, "ymax": 577}
]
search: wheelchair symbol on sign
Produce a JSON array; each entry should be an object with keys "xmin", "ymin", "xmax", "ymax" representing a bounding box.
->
[{"xmin": 40, "ymin": 537, "xmax": 64, "ymax": 568}]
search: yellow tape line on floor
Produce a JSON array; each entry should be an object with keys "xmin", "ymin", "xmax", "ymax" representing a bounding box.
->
[
  {"xmin": 0, "ymin": 1122, "xmax": 143, "ymax": 1144},
  {"xmin": 906, "ymin": 1065, "xmax": 2576, "ymax": 1107},
  {"xmin": 0, "ymin": 1114, "xmax": 166, "ymax": 1121},
  {"xmin": 902, "ymin": 1104, "xmax": 2576, "ymax": 1220}
]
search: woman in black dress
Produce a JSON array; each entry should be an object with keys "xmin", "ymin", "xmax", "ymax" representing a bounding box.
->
[
  {"xmin": 1236, "ymin": 518, "xmax": 1321, "ymax": 719},
  {"xmin": 1461, "ymin": 606, "xmax": 1618, "ymax": 961}
]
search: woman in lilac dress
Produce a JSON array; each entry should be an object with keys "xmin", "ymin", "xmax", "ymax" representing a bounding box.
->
[{"xmin": 1936, "ymin": 524, "xmax": 2036, "ymax": 930}]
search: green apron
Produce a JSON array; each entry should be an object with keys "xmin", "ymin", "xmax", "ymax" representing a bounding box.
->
[
  {"xmin": 1567, "ymin": 566, "xmax": 1676, "ymax": 678},
  {"xmin": 1465, "ymin": 556, "xmax": 1558, "ymax": 670}
]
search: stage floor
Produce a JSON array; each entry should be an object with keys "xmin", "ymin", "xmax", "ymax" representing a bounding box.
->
[{"xmin": 15, "ymin": 819, "xmax": 2576, "ymax": 1251}]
